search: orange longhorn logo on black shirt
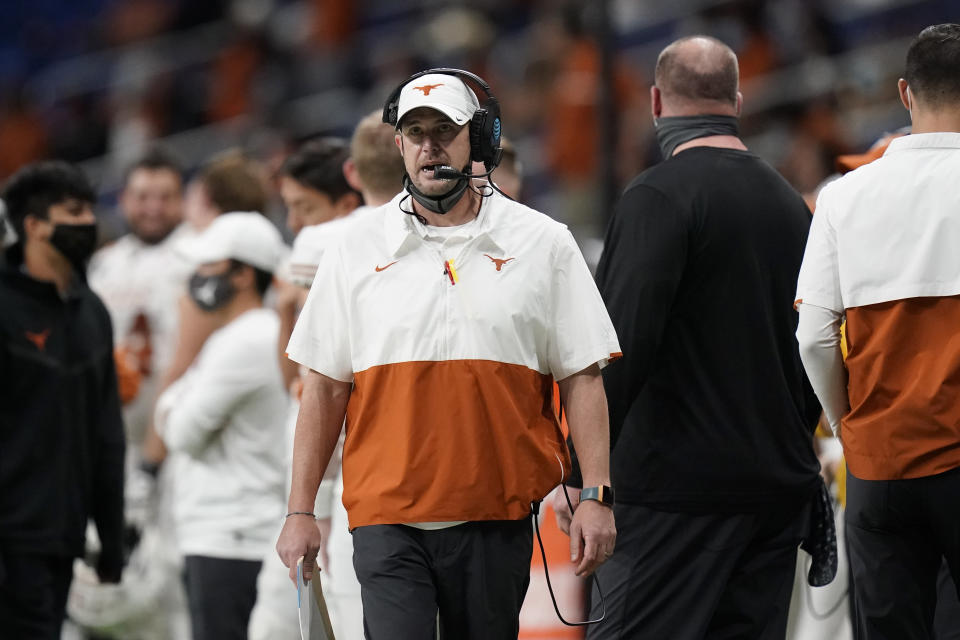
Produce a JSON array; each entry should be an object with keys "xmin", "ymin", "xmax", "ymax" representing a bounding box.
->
[{"xmin": 25, "ymin": 329, "xmax": 51, "ymax": 351}]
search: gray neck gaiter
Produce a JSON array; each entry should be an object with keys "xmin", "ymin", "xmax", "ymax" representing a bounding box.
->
[{"xmin": 655, "ymin": 115, "xmax": 740, "ymax": 158}]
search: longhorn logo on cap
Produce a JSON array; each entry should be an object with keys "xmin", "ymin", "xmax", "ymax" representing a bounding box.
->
[{"xmin": 413, "ymin": 84, "xmax": 443, "ymax": 96}]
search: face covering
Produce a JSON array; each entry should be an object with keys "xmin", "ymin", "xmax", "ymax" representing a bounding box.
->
[
  {"xmin": 402, "ymin": 169, "xmax": 470, "ymax": 215},
  {"xmin": 188, "ymin": 271, "xmax": 236, "ymax": 312},
  {"xmin": 654, "ymin": 115, "xmax": 740, "ymax": 159},
  {"xmin": 50, "ymin": 223, "xmax": 97, "ymax": 268}
]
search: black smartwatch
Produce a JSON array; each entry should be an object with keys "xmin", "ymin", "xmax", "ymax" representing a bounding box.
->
[{"xmin": 580, "ymin": 485, "xmax": 615, "ymax": 508}]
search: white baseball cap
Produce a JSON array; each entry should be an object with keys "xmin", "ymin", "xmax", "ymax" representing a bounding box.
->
[
  {"xmin": 178, "ymin": 211, "xmax": 285, "ymax": 273},
  {"xmin": 395, "ymin": 73, "xmax": 480, "ymax": 127}
]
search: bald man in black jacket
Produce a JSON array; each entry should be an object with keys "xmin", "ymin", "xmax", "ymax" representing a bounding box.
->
[{"xmin": 559, "ymin": 36, "xmax": 822, "ymax": 640}]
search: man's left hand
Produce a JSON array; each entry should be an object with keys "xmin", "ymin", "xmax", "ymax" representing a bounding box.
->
[
  {"xmin": 552, "ymin": 485, "xmax": 580, "ymax": 535},
  {"xmin": 569, "ymin": 499, "xmax": 616, "ymax": 577}
]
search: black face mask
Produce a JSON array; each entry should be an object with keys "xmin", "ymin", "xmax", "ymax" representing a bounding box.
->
[
  {"xmin": 402, "ymin": 169, "xmax": 470, "ymax": 215},
  {"xmin": 654, "ymin": 115, "xmax": 740, "ymax": 159},
  {"xmin": 50, "ymin": 223, "xmax": 97, "ymax": 268},
  {"xmin": 188, "ymin": 271, "xmax": 236, "ymax": 312}
]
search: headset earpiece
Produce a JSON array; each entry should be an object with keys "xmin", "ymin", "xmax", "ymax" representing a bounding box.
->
[
  {"xmin": 469, "ymin": 108, "xmax": 487, "ymax": 164},
  {"xmin": 469, "ymin": 97, "xmax": 503, "ymax": 169},
  {"xmin": 384, "ymin": 101, "xmax": 398, "ymax": 128},
  {"xmin": 477, "ymin": 95, "xmax": 502, "ymax": 170}
]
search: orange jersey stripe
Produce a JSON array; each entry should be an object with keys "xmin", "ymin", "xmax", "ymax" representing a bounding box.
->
[
  {"xmin": 844, "ymin": 295, "xmax": 960, "ymax": 479},
  {"xmin": 342, "ymin": 359, "xmax": 570, "ymax": 527}
]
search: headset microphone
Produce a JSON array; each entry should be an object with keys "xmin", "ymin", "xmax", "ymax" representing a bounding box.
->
[
  {"xmin": 432, "ymin": 165, "xmax": 498, "ymax": 181},
  {"xmin": 433, "ymin": 165, "xmax": 468, "ymax": 181},
  {"xmin": 432, "ymin": 163, "xmax": 516, "ymax": 203}
]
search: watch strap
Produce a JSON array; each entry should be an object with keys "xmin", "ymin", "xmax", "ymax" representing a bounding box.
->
[{"xmin": 581, "ymin": 485, "xmax": 614, "ymax": 507}]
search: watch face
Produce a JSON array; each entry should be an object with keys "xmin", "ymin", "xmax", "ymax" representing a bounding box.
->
[{"xmin": 599, "ymin": 485, "xmax": 614, "ymax": 505}]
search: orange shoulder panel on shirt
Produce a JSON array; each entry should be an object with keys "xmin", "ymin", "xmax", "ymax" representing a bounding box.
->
[
  {"xmin": 843, "ymin": 296, "xmax": 960, "ymax": 480},
  {"xmin": 342, "ymin": 359, "xmax": 570, "ymax": 528}
]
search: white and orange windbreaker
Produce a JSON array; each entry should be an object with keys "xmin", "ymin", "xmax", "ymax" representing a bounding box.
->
[
  {"xmin": 286, "ymin": 191, "xmax": 621, "ymax": 528},
  {"xmin": 797, "ymin": 133, "xmax": 960, "ymax": 481}
]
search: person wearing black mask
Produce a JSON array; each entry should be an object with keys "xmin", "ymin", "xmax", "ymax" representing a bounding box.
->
[
  {"xmin": 154, "ymin": 212, "xmax": 289, "ymax": 640},
  {"xmin": 553, "ymin": 36, "xmax": 825, "ymax": 639},
  {"xmin": 0, "ymin": 161, "xmax": 126, "ymax": 638}
]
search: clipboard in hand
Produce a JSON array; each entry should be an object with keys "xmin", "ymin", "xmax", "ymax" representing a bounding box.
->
[{"xmin": 297, "ymin": 556, "xmax": 336, "ymax": 640}]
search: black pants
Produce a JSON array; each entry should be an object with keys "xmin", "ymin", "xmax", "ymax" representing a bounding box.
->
[
  {"xmin": 846, "ymin": 466, "xmax": 960, "ymax": 640},
  {"xmin": 936, "ymin": 558, "xmax": 960, "ymax": 640},
  {"xmin": 585, "ymin": 501, "xmax": 807, "ymax": 640},
  {"xmin": 0, "ymin": 549, "xmax": 73, "ymax": 640},
  {"xmin": 183, "ymin": 555, "xmax": 262, "ymax": 640},
  {"xmin": 352, "ymin": 519, "xmax": 533, "ymax": 640}
]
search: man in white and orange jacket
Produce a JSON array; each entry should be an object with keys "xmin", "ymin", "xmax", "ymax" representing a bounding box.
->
[{"xmin": 277, "ymin": 68, "xmax": 620, "ymax": 639}]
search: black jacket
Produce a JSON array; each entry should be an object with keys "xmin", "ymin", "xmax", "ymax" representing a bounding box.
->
[
  {"xmin": 0, "ymin": 265, "xmax": 125, "ymax": 574},
  {"xmin": 596, "ymin": 147, "xmax": 821, "ymax": 512}
]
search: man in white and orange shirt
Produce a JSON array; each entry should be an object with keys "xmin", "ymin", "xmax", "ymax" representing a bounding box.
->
[
  {"xmin": 277, "ymin": 69, "xmax": 620, "ymax": 639},
  {"xmin": 796, "ymin": 24, "xmax": 960, "ymax": 640}
]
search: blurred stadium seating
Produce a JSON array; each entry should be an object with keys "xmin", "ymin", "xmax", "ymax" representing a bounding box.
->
[{"xmin": 2, "ymin": 0, "xmax": 955, "ymax": 245}]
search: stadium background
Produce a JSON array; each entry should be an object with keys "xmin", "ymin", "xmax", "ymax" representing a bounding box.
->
[
  {"xmin": 4, "ymin": 0, "xmax": 956, "ymax": 255},
  {"xmin": 3, "ymin": 1, "xmax": 957, "ymax": 639}
]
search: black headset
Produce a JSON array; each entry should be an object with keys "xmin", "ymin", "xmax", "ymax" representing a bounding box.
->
[{"xmin": 382, "ymin": 68, "xmax": 503, "ymax": 170}]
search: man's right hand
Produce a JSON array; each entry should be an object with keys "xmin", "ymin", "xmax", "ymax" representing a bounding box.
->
[{"xmin": 276, "ymin": 514, "xmax": 324, "ymax": 584}]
